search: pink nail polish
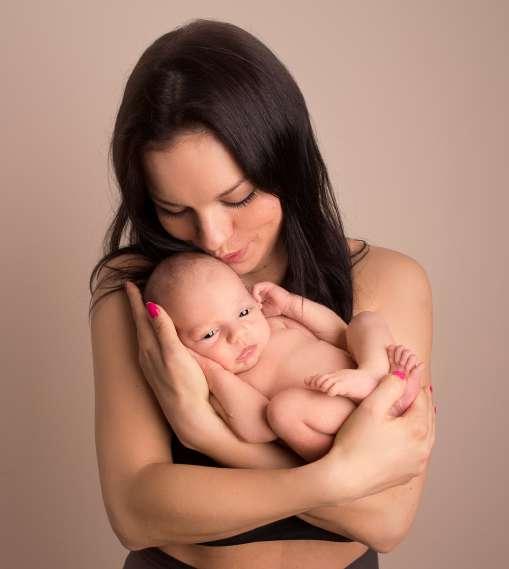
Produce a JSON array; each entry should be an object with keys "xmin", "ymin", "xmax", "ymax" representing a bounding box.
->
[
  {"xmin": 391, "ymin": 370, "xmax": 406, "ymax": 380},
  {"xmin": 146, "ymin": 301, "xmax": 159, "ymax": 319}
]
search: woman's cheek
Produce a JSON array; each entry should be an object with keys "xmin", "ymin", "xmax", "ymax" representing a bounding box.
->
[{"xmin": 158, "ymin": 216, "xmax": 192, "ymax": 240}]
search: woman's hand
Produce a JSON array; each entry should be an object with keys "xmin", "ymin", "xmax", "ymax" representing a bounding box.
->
[
  {"xmin": 185, "ymin": 346, "xmax": 222, "ymax": 374},
  {"xmin": 124, "ymin": 281, "xmax": 210, "ymax": 405},
  {"xmin": 251, "ymin": 281, "xmax": 292, "ymax": 317},
  {"xmin": 320, "ymin": 371, "xmax": 435, "ymax": 505}
]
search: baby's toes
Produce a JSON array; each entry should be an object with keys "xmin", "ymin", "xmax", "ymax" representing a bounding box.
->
[
  {"xmin": 304, "ymin": 375, "xmax": 317, "ymax": 387},
  {"xmin": 394, "ymin": 345, "xmax": 406, "ymax": 365},
  {"xmin": 400, "ymin": 348, "xmax": 414, "ymax": 368},
  {"xmin": 404, "ymin": 354, "xmax": 417, "ymax": 374},
  {"xmin": 320, "ymin": 377, "xmax": 339, "ymax": 393},
  {"xmin": 316, "ymin": 374, "xmax": 334, "ymax": 389},
  {"xmin": 386, "ymin": 344, "xmax": 396, "ymax": 364}
]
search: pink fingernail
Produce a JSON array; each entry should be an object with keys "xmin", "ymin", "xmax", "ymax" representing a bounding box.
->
[
  {"xmin": 391, "ymin": 370, "xmax": 406, "ymax": 380},
  {"xmin": 146, "ymin": 301, "xmax": 159, "ymax": 319}
]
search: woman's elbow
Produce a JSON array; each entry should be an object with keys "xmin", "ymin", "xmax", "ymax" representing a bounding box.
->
[
  {"xmin": 104, "ymin": 503, "xmax": 145, "ymax": 551},
  {"xmin": 371, "ymin": 527, "xmax": 408, "ymax": 554}
]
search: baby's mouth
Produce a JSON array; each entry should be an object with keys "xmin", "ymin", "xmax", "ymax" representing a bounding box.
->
[{"xmin": 236, "ymin": 344, "xmax": 257, "ymax": 362}]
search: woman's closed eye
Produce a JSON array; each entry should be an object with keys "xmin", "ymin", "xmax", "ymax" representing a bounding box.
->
[{"xmin": 158, "ymin": 190, "xmax": 258, "ymax": 217}]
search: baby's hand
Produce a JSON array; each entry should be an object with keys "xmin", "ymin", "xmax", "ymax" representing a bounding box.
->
[{"xmin": 251, "ymin": 281, "xmax": 292, "ymax": 317}]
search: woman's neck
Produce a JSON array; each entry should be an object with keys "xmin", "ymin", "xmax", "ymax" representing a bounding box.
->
[{"xmin": 241, "ymin": 239, "xmax": 288, "ymax": 289}]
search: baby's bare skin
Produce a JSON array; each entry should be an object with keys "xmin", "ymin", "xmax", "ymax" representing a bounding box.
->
[
  {"xmin": 145, "ymin": 252, "xmax": 423, "ymax": 462},
  {"xmin": 210, "ymin": 316, "xmax": 422, "ymax": 462},
  {"xmin": 236, "ymin": 316, "xmax": 356, "ymax": 399}
]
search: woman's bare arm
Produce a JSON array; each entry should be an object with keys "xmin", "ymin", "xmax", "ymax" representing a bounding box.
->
[{"xmin": 296, "ymin": 247, "xmax": 435, "ymax": 550}]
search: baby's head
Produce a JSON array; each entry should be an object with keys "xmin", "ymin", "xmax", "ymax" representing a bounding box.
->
[{"xmin": 143, "ymin": 252, "xmax": 271, "ymax": 373}]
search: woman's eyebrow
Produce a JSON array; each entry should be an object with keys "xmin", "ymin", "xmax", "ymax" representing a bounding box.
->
[{"xmin": 153, "ymin": 178, "xmax": 245, "ymax": 206}]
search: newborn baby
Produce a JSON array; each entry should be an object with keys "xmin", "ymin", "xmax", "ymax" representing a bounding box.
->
[{"xmin": 143, "ymin": 252, "xmax": 423, "ymax": 462}]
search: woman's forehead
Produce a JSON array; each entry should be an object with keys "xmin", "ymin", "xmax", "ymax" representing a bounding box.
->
[{"xmin": 144, "ymin": 132, "xmax": 245, "ymax": 204}]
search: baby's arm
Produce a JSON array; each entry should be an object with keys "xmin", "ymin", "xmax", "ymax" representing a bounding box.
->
[
  {"xmin": 283, "ymin": 292, "xmax": 349, "ymax": 350},
  {"xmin": 204, "ymin": 366, "xmax": 277, "ymax": 444},
  {"xmin": 251, "ymin": 281, "xmax": 348, "ymax": 349}
]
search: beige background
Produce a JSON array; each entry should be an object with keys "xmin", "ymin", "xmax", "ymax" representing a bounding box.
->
[{"xmin": 2, "ymin": 1, "xmax": 507, "ymax": 567}]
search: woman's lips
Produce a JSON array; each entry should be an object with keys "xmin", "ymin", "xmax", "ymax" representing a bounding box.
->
[
  {"xmin": 220, "ymin": 243, "xmax": 249, "ymax": 263},
  {"xmin": 237, "ymin": 344, "xmax": 256, "ymax": 362}
]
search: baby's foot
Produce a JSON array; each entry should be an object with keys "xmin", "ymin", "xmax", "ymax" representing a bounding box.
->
[
  {"xmin": 304, "ymin": 368, "xmax": 379, "ymax": 401},
  {"xmin": 387, "ymin": 344, "xmax": 419, "ymax": 378},
  {"xmin": 386, "ymin": 344, "xmax": 425, "ymax": 416}
]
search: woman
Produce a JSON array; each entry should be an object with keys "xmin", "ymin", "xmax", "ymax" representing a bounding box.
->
[{"xmin": 89, "ymin": 19, "xmax": 435, "ymax": 569}]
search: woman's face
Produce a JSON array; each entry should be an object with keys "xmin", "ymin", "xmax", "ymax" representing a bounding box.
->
[{"xmin": 143, "ymin": 131, "xmax": 285, "ymax": 281}]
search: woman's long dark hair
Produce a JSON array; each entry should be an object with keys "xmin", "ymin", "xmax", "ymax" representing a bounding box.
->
[{"xmin": 89, "ymin": 18, "xmax": 369, "ymax": 321}]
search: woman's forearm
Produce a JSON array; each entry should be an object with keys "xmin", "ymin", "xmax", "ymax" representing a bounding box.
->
[
  {"xmin": 125, "ymin": 455, "xmax": 334, "ymax": 550},
  {"xmin": 164, "ymin": 392, "xmax": 415, "ymax": 552},
  {"xmin": 296, "ymin": 473, "xmax": 427, "ymax": 553},
  {"xmin": 181, "ymin": 399, "xmax": 413, "ymax": 551}
]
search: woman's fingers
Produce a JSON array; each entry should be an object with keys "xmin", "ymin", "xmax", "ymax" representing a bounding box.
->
[
  {"xmin": 427, "ymin": 383, "xmax": 436, "ymax": 453},
  {"xmin": 359, "ymin": 372, "xmax": 408, "ymax": 416},
  {"xmin": 125, "ymin": 281, "xmax": 182, "ymax": 357},
  {"xmin": 124, "ymin": 281, "xmax": 156, "ymax": 346},
  {"xmin": 399, "ymin": 381, "xmax": 435, "ymax": 471},
  {"xmin": 145, "ymin": 301, "xmax": 182, "ymax": 356}
]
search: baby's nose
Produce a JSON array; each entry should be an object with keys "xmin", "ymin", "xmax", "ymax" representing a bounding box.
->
[{"xmin": 229, "ymin": 324, "xmax": 249, "ymax": 344}]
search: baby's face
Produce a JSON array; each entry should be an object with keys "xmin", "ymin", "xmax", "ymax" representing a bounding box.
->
[{"xmin": 170, "ymin": 270, "xmax": 271, "ymax": 373}]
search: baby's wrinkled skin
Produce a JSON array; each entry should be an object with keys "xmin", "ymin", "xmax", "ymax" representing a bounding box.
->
[{"xmin": 145, "ymin": 253, "xmax": 422, "ymax": 462}]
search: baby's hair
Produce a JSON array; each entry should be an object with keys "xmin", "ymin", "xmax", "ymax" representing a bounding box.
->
[{"xmin": 143, "ymin": 252, "xmax": 241, "ymax": 308}]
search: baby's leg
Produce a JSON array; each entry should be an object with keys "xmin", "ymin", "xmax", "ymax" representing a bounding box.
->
[
  {"xmin": 266, "ymin": 388, "xmax": 356, "ymax": 462},
  {"xmin": 346, "ymin": 310, "xmax": 394, "ymax": 374},
  {"xmin": 305, "ymin": 310, "xmax": 394, "ymax": 400}
]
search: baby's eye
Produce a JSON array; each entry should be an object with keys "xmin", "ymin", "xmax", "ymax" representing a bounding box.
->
[
  {"xmin": 239, "ymin": 308, "xmax": 250, "ymax": 317},
  {"xmin": 202, "ymin": 329, "xmax": 217, "ymax": 340}
]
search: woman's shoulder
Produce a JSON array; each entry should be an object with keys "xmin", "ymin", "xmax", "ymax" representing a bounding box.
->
[
  {"xmin": 90, "ymin": 252, "xmax": 152, "ymax": 313},
  {"xmin": 347, "ymin": 239, "xmax": 431, "ymax": 311},
  {"xmin": 348, "ymin": 238, "xmax": 427, "ymax": 276}
]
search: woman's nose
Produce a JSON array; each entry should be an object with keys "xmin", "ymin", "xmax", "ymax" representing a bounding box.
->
[{"xmin": 193, "ymin": 209, "xmax": 234, "ymax": 253}]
